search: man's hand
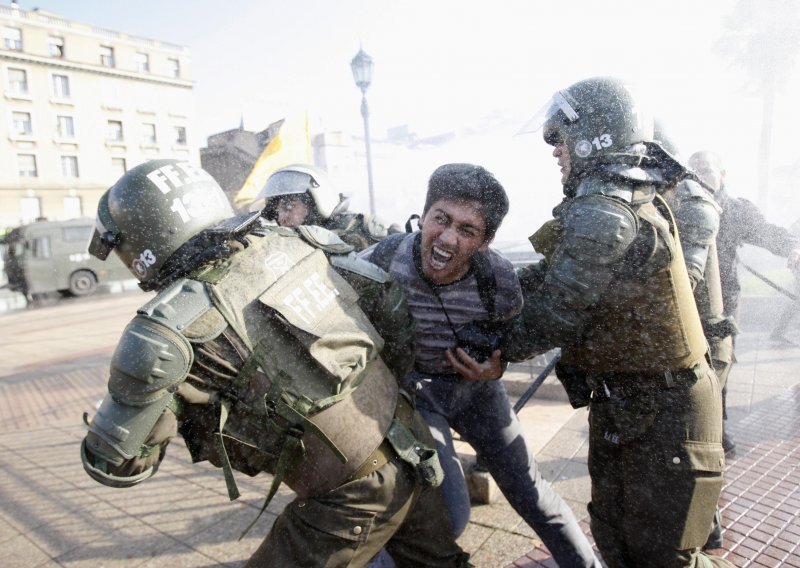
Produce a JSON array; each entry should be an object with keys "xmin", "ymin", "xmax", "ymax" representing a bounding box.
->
[{"xmin": 446, "ymin": 348, "xmax": 504, "ymax": 382}]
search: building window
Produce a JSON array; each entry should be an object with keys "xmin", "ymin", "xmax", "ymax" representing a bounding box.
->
[
  {"xmin": 56, "ymin": 115, "xmax": 75, "ymax": 138},
  {"xmin": 174, "ymin": 126, "xmax": 187, "ymax": 145},
  {"xmin": 2, "ymin": 26, "xmax": 22, "ymax": 51},
  {"xmin": 107, "ymin": 120, "xmax": 124, "ymax": 141},
  {"xmin": 61, "ymin": 156, "xmax": 79, "ymax": 178},
  {"xmin": 11, "ymin": 111, "xmax": 32, "ymax": 136},
  {"xmin": 100, "ymin": 45, "xmax": 115, "ymax": 67},
  {"xmin": 111, "ymin": 157, "xmax": 127, "ymax": 179},
  {"xmin": 52, "ymin": 74, "xmax": 71, "ymax": 99},
  {"xmin": 142, "ymin": 123, "xmax": 157, "ymax": 145},
  {"xmin": 48, "ymin": 36, "xmax": 64, "ymax": 58},
  {"xmin": 135, "ymin": 52, "xmax": 150, "ymax": 73},
  {"xmin": 63, "ymin": 196, "xmax": 82, "ymax": 219},
  {"xmin": 20, "ymin": 197, "xmax": 41, "ymax": 224},
  {"xmin": 167, "ymin": 58, "xmax": 180, "ymax": 78},
  {"xmin": 7, "ymin": 68, "xmax": 28, "ymax": 95},
  {"xmin": 18, "ymin": 154, "xmax": 38, "ymax": 178}
]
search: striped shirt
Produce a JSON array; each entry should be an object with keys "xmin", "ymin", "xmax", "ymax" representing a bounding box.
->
[{"xmin": 360, "ymin": 232, "xmax": 522, "ymax": 376}]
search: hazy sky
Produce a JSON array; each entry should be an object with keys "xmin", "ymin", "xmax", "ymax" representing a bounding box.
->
[{"xmin": 16, "ymin": 0, "xmax": 800, "ymax": 236}]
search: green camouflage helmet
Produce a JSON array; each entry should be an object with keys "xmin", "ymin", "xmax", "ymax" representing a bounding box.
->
[
  {"xmin": 257, "ymin": 163, "xmax": 347, "ymax": 222},
  {"xmin": 88, "ymin": 159, "xmax": 234, "ymax": 285},
  {"xmin": 520, "ymin": 76, "xmax": 654, "ymax": 179}
]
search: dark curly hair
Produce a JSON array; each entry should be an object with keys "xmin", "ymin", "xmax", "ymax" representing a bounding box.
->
[{"xmin": 423, "ymin": 163, "xmax": 509, "ymax": 239}]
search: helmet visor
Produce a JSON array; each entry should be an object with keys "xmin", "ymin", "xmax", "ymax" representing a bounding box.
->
[
  {"xmin": 87, "ymin": 193, "xmax": 119, "ymax": 260},
  {"xmin": 517, "ymin": 91, "xmax": 579, "ymax": 136},
  {"xmin": 256, "ymin": 169, "xmax": 316, "ymax": 202}
]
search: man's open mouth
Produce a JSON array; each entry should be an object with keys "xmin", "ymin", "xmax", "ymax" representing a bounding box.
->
[{"xmin": 430, "ymin": 245, "xmax": 453, "ymax": 270}]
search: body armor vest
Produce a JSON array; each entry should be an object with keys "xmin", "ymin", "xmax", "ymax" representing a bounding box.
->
[
  {"xmin": 560, "ymin": 198, "xmax": 708, "ymax": 373},
  {"xmin": 153, "ymin": 228, "xmax": 398, "ymax": 499}
]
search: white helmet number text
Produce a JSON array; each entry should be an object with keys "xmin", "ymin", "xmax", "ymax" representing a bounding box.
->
[
  {"xmin": 592, "ymin": 134, "xmax": 614, "ymax": 150},
  {"xmin": 170, "ymin": 188, "xmax": 228, "ymax": 223},
  {"xmin": 592, "ymin": 134, "xmax": 613, "ymax": 150},
  {"xmin": 131, "ymin": 249, "xmax": 156, "ymax": 278}
]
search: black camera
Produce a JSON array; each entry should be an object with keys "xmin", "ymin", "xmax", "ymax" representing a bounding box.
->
[{"xmin": 454, "ymin": 321, "xmax": 501, "ymax": 363}]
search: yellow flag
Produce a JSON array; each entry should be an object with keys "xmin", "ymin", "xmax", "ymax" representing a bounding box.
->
[{"xmin": 233, "ymin": 110, "xmax": 312, "ymax": 208}]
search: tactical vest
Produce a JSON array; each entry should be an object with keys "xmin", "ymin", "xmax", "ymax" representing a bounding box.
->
[
  {"xmin": 560, "ymin": 197, "xmax": 708, "ymax": 373},
  {"xmin": 142, "ymin": 226, "xmax": 399, "ymax": 501}
]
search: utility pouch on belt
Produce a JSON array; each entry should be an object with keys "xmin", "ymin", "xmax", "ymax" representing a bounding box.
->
[
  {"xmin": 555, "ymin": 363, "xmax": 592, "ymax": 409},
  {"xmin": 384, "ymin": 400, "xmax": 443, "ymax": 487}
]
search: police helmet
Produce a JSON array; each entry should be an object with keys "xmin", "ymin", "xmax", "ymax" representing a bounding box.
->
[
  {"xmin": 520, "ymin": 76, "xmax": 654, "ymax": 180},
  {"xmin": 257, "ymin": 164, "xmax": 346, "ymax": 222},
  {"xmin": 653, "ymin": 118, "xmax": 681, "ymax": 160},
  {"xmin": 88, "ymin": 159, "xmax": 234, "ymax": 285}
]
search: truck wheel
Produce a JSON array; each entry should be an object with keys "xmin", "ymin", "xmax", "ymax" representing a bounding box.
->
[{"xmin": 69, "ymin": 270, "xmax": 97, "ymax": 296}]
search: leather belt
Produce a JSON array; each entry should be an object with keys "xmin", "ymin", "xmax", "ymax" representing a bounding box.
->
[{"xmin": 590, "ymin": 359, "xmax": 707, "ymax": 401}]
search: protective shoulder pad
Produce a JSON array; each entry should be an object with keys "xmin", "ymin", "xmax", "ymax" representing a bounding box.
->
[
  {"xmin": 562, "ymin": 195, "xmax": 638, "ymax": 264},
  {"xmin": 576, "ymin": 177, "xmax": 635, "ymax": 203},
  {"xmin": 108, "ymin": 314, "xmax": 193, "ymax": 405},
  {"xmin": 676, "ymin": 180, "xmax": 722, "ymax": 214},
  {"xmin": 139, "ymin": 278, "xmax": 215, "ymax": 332},
  {"xmin": 296, "ymin": 224, "xmax": 355, "ymax": 254},
  {"xmin": 251, "ymin": 223, "xmax": 296, "ymax": 238},
  {"xmin": 330, "ymin": 251, "xmax": 389, "ymax": 283},
  {"xmin": 674, "ymin": 192, "xmax": 720, "ymax": 247}
]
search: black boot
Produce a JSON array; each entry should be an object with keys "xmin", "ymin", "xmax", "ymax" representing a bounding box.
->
[{"xmin": 722, "ymin": 431, "xmax": 736, "ymax": 455}]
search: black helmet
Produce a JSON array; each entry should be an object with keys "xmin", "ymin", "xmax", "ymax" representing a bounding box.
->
[
  {"xmin": 520, "ymin": 76, "xmax": 654, "ymax": 182},
  {"xmin": 653, "ymin": 118, "xmax": 681, "ymax": 160},
  {"xmin": 88, "ymin": 159, "xmax": 234, "ymax": 285}
]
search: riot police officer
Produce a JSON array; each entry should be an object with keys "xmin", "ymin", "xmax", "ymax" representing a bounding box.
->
[
  {"xmin": 258, "ymin": 163, "xmax": 392, "ymax": 251},
  {"xmin": 80, "ymin": 159, "xmax": 469, "ymax": 567},
  {"xmin": 655, "ymin": 123, "xmax": 737, "ymax": 549},
  {"xmin": 516, "ymin": 77, "xmax": 734, "ymax": 567},
  {"xmin": 688, "ymin": 149, "xmax": 800, "ymax": 454}
]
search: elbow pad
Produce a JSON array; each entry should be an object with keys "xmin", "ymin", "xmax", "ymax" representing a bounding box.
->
[
  {"xmin": 674, "ymin": 195, "xmax": 720, "ymax": 284},
  {"xmin": 82, "ymin": 314, "xmax": 191, "ymax": 487}
]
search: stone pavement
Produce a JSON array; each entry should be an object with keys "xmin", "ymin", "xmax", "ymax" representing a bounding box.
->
[
  {"xmin": 510, "ymin": 296, "xmax": 800, "ymax": 568},
  {"xmin": 0, "ymin": 290, "xmax": 798, "ymax": 567}
]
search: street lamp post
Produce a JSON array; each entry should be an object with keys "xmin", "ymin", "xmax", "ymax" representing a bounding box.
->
[{"xmin": 350, "ymin": 48, "xmax": 376, "ymax": 216}]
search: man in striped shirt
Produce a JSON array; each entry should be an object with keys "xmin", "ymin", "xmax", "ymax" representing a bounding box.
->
[{"xmin": 360, "ymin": 163, "xmax": 600, "ymax": 568}]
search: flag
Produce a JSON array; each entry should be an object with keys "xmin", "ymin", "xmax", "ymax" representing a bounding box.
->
[{"xmin": 233, "ymin": 110, "xmax": 312, "ymax": 208}]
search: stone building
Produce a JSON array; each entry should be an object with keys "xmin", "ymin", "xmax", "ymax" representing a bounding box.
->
[{"xmin": 0, "ymin": 2, "xmax": 196, "ymax": 228}]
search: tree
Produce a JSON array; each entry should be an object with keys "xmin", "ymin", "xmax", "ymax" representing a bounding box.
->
[{"xmin": 716, "ymin": 0, "xmax": 800, "ymax": 211}]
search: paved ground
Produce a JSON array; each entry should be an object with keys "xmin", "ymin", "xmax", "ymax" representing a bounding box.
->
[{"xmin": 0, "ymin": 290, "xmax": 798, "ymax": 567}]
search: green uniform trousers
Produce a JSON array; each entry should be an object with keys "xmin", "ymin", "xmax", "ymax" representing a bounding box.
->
[
  {"xmin": 587, "ymin": 362, "xmax": 736, "ymax": 568},
  {"xmin": 246, "ymin": 413, "xmax": 470, "ymax": 568}
]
